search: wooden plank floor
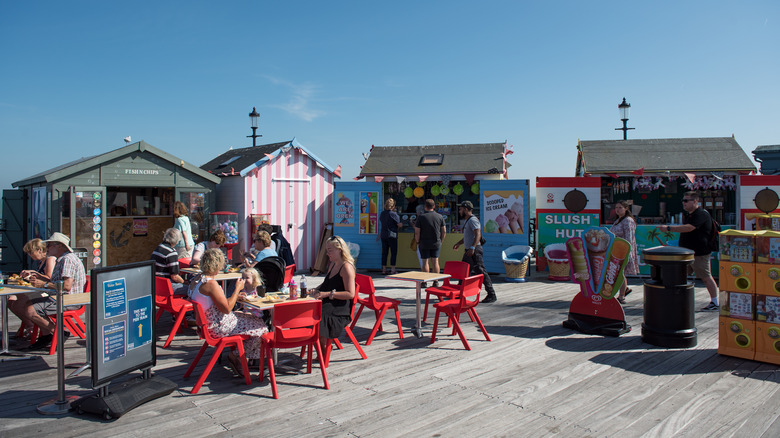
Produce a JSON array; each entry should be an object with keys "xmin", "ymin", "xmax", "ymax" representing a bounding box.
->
[{"xmin": 2, "ymin": 269, "xmax": 779, "ymax": 437}]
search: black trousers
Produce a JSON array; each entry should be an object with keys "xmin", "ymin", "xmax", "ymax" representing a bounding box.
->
[{"xmin": 461, "ymin": 245, "xmax": 495, "ymax": 295}]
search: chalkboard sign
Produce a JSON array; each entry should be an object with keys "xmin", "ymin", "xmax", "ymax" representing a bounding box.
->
[{"xmin": 89, "ymin": 261, "xmax": 156, "ymax": 388}]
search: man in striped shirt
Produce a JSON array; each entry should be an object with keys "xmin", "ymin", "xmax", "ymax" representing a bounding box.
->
[{"xmin": 153, "ymin": 228, "xmax": 189, "ymax": 296}]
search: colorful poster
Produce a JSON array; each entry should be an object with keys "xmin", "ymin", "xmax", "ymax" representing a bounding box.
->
[
  {"xmin": 359, "ymin": 191, "xmax": 378, "ymax": 234},
  {"xmin": 483, "ymin": 190, "xmax": 525, "ymax": 235},
  {"xmin": 334, "ymin": 191, "xmax": 355, "ymax": 227},
  {"xmin": 133, "ymin": 218, "xmax": 148, "ymax": 236},
  {"xmin": 537, "ymin": 213, "xmax": 600, "ymax": 249}
]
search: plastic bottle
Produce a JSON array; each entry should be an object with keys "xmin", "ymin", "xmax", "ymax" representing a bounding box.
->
[
  {"xmin": 289, "ymin": 279, "xmax": 298, "ymax": 300},
  {"xmin": 300, "ymin": 275, "xmax": 308, "ymax": 298}
]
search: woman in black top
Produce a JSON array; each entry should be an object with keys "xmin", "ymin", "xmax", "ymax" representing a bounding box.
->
[
  {"xmin": 309, "ymin": 235, "xmax": 356, "ymax": 350},
  {"xmin": 379, "ymin": 198, "xmax": 400, "ymax": 275}
]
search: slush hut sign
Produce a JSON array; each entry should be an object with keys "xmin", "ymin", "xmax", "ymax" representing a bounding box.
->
[
  {"xmin": 124, "ymin": 169, "xmax": 161, "ymax": 175},
  {"xmin": 542, "ymin": 213, "xmax": 597, "ymax": 239}
]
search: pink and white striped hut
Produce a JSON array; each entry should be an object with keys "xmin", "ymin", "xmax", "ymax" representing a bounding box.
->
[{"xmin": 200, "ymin": 138, "xmax": 340, "ymax": 272}]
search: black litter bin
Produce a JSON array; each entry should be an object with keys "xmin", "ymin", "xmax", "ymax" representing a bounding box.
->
[{"xmin": 641, "ymin": 246, "xmax": 697, "ymax": 348}]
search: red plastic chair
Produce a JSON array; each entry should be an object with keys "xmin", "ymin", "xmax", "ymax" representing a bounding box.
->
[
  {"xmin": 259, "ymin": 300, "xmax": 329, "ymax": 399},
  {"xmin": 178, "ymin": 258, "xmax": 192, "ymax": 269},
  {"xmin": 154, "ymin": 276, "xmax": 194, "ymax": 348},
  {"xmin": 184, "ymin": 301, "xmax": 252, "ymax": 394},
  {"xmin": 283, "ymin": 264, "xmax": 295, "ymax": 285},
  {"xmin": 430, "ymin": 274, "xmax": 491, "ymax": 350},
  {"xmin": 422, "ymin": 261, "xmax": 470, "ymax": 322},
  {"xmin": 23, "ymin": 276, "xmax": 91, "ymax": 355},
  {"xmin": 324, "ymin": 283, "xmax": 368, "ymax": 367},
  {"xmin": 351, "ymin": 274, "xmax": 404, "ymax": 345}
]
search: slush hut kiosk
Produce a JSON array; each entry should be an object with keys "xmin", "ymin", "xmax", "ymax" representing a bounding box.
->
[
  {"xmin": 574, "ymin": 137, "xmax": 757, "ymax": 276},
  {"xmin": 535, "ymin": 177, "xmax": 601, "ymax": 276},
  {"xmin": 335, "ymin": 143, "xmax": 529, "ymax": 274}
]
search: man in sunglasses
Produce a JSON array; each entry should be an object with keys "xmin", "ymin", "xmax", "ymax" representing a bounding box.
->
[{"xmin": 657, "ymin": 191, "xmax": 719, "ymax": 311}]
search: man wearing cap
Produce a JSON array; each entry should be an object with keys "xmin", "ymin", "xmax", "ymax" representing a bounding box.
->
[
  {"xmin": 17, "ymin": 232, "xmax": 86, "ymax": 350},
  {"xmin": 453, "ymin": 201, "xmax": 497, "ymax": 303}
]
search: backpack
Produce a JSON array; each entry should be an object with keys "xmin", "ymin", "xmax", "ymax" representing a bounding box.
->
[{"xmin": 709, "ymin": 217, "xmax": 722, "ymax": 252}]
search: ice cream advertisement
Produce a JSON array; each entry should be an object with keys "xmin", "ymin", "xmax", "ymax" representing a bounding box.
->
[
  {"xmin": 483, "ymin": 190, "xmax": 525, "ymax": 235},
  {"xmin": 359, "ymin": 191, "xmax": 378, "ymax": 234}
]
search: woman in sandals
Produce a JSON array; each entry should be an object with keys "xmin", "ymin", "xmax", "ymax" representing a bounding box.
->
[
  {"xmin": 610, "ymin": 200, "xmax": 639, "ymax": 304},
  {"xmin": 189, "ymin": 248, "xmax": 267, "ymax": 375}
]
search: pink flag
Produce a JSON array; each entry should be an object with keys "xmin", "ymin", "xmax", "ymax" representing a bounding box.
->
[{"xmin": 334, "ymin": 165, "xmax": 342, "ymax": 178}]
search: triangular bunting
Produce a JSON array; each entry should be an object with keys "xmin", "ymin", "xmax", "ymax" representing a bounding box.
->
[{"xmin": 334, "ymin": 165, "xmax": 342, "ymax": 178}]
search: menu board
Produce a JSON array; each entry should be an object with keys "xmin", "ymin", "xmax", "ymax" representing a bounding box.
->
[{"xmin": 90, "ymin": 261, "xmax": 156, "ymax": 388}]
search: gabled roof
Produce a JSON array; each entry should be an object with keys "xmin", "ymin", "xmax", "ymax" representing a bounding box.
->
[
  {"xmin": 13, "ymin": 140, "xmax": 220, "ymax": 187},
  {"xmin": 576, "ymin": 137, "xmax": 756, "ymax": 176},
  {"xmin": 200, "ymin": 138, "xmax": 337, "ymax": 177},
  {"xmin": 358, "ymin": 143, "xmax": 510, "ymax": 177}
]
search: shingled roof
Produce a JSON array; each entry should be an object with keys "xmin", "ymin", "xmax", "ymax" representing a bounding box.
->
[
  {"xmin": 359, "ymin": 143, "xmax": 510, "ymax": 177},
  {"xmin": 200, "ymin": 138, "xmax": 336, "ymax": 177},
  {"xmin": 576, "ymin": 137, "xmax": 756, "ymax": 176}
]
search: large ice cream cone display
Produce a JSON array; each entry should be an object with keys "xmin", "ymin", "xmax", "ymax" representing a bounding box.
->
[{"xmin": 562, "ymin": 226, "xmax": 632, "ymax": 337}]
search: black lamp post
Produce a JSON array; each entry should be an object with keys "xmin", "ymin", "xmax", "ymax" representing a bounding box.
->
[
  {"xmin": 615, "ymin": 97, "xmax": 634, "ymax": 140},
  {"xmin": 248, "ymin": 107, "xmax": 262, "ymax": 147}
]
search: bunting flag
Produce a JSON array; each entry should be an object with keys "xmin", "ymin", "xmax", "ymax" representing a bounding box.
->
[
  {"xmin": 374, "ymin": 176, "xmax": 384, "ymax": 183},
  {"xmin": 418, "ymin": 175, "xmax": 429, "ymax": 182},
  {"xmin": 684, "ymin": 172, "xmax": 696, "ymax": 183},
  {"xmin": 464, "ymin": 173, "xmax": 476, "ymax": 184},
  {"xmin": 502, "ymin": 143, "xmax": 514, "ymax": 160},
  {"xmin": 333, "ymin": 165, "xmax": 342, "ymax": 178},
  {"xmin": 396, "ymin": 176, "xmax": 405, "ymax": 183},
  {"xmin": 631, "ymin": 167, "xmax": 645, "ymax": 176},
  {"xmin": 607, "ymin": 173, "xmax": 619, "ymax": 179},
  {"xmin": 264, "ymin": 153, "xmax": 275, "ymax": 160},
  {"xmin": 440, "ymin": 174, "xmax": 452, "ymax": 186}
]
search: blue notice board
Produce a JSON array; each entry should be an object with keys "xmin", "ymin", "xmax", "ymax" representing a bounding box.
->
[{"xmin": 90, "ymin": 261, "xmax": 156, "ymax": 388}]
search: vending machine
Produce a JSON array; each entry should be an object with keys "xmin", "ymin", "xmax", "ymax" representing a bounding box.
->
[
  {"xmin": 718, "ymin": 290, "xmax": 755, "ymax": 360},
  {"xmin": 718, "ymin": 230, "xmax": 756, "ymax": 294}
]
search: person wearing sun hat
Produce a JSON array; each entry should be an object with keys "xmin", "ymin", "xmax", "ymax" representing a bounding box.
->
[{"xmin": 17, "ymin": 232, "xmax": 86, "ymax": 350}]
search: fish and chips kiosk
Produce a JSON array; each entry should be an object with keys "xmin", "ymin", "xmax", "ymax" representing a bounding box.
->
[{"xmin": 3, "ymin": 141, "xmax": 219, "ymax": 273}]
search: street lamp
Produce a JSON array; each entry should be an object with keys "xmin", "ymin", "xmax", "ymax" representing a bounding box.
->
[
  {"xmin": 248, "ymin": 107, "xmax": 262, "ymax": 147},
  {"xmin": 615, "ymin": 97, "xmax": 635, "ymax": 140}
]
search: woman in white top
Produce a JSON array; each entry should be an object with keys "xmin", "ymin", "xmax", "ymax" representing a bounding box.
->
[{"xmin": 189, "ymin": 248, "xmax": 267, "ymax": 375}]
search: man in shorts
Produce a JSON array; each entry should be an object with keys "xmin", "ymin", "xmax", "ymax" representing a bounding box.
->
[
  {"xmin": 658, "ymin": 191, "xmax": 719, "ymax": 310},
  {"xmin": 414, "ymin": 199, "xmax": 446, "ymax": 287}
]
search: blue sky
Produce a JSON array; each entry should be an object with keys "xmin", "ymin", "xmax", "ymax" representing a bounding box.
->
[{"xmin": 1, "ymin": 1, "xmax": 778, "ymax": 195}]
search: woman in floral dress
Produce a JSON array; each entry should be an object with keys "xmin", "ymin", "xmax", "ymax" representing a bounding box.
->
[
  {"xmin": 611, "ymin": 200, "xmax": 639, "ymax": 304},
  {"xmin": 189, "ymin": 249, "xmax": 267, "ymax": 375}
]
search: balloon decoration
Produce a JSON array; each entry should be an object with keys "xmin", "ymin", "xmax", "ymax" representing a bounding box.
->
[
  {"xmin": 471, "ymin": 182, "xmax": 480, "ymax": 195},
  {"xmin": 404, "ymin": 187, "xmax": 414, "ymax": 198},
  {"xmin": 416, "ymin": 181, "xmax": 427, "ymax": 187},
  {"xmin": 453, "ymin": 183, "xmax": 464, "ymax": 195},
  {"xmin": 439, "ymin": 184, "xmax": 449, "ymax": 195},
  {"xmin": 431, "ymin": 185, "xmax": 440, "ymax": 196},
  {"xmin": 414, "ymin": 187, "xmax": 425, "ymax": 198}
]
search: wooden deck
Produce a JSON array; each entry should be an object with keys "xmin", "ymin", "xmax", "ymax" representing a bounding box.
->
[{"xmin": 2, "ymin": 270, "xmax": 779, "ymax": 437}]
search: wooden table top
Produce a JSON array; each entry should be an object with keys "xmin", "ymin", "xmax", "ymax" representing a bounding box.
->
[{"xmin": 385, "ymin": 271, "xmax": 451, "ymax": 283}]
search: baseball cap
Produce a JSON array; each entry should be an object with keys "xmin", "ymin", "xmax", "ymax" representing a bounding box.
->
[{"xmin": 461, "ymin": 201, "xmax": 474, "ymax": 210}]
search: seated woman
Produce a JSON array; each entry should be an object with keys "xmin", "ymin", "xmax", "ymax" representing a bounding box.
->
[
  {"xmin": 189, "ymin": 248, "xmax": 268, "ymax": 375},
  {"xmin": 242, "ymin": 231, "xmax": 278, "ymax": 268},
  {"xmin": 10, "ymin": 239, "xmax": 58, "ymax": 337},
  {"xmin": 308, "ymin": 235, "xmax": 356, "ymax": 351},
  {"xmin": 191, "ymin": 229, "xmax": 227, "ymax": 266}
]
